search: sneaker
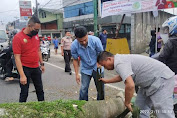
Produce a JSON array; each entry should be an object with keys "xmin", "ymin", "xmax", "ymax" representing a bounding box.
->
[{"xmin": 5, "ymin": 77, "xmax": 14, "ymax": 82}]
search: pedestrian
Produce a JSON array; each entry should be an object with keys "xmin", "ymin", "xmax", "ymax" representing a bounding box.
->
[
  {"xmin": 158, "ymin": 16, "xmax": 177, "ymax": 75},
  {"xmin": 61, "ymin": 31, "xmax": 72, "ymax": 75},
  {"xmin": 53, "ymin": 36, "xmax": 59, "ymax": 54},
  {"xmin": 12, "ymin": 16, "xmax": 45, "ymax": 102},
  {"xmin": 99, "ymin": 29, "xmax": 107, "ymax": 51},
  {"xmin": 157, "ymin": 16, "xmax": 177, "ymax": 117},
  {"xmin": 88, "ymin": 31, "xmax": 94, "ymax": 35},
  {"xmin": 4, "ymin": 45, "xmax": 14, "ymax": 81},
  {"xmin": 97, "ymin": 51, "xmax": 175, "ymax": 118},
  {"xmin": 156, "ymin": 27, "xmax": 163, "ymax": 52},
  {"xmin": 71, "ymin": 26, "xmax": 104, "ymax": 101},
  {"xmin": 149, "ymin": 30, "xmax": 156, "ymax": 57}
]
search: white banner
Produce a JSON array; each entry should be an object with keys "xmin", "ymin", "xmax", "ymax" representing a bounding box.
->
[{"xmin": 102, "ymin": 0, "xmax": 158, "ymax": 18}]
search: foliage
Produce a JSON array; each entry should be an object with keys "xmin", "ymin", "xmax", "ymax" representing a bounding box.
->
[{"xmin": 0, "ymin": 100, "xmax": 86, "ymax": 118}]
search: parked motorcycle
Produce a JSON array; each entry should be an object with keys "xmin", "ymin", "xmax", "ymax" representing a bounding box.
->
[
  {"xmin": 40, "ymin": 41, "xmax": 50, "ymax": 62},
  {"xmin": 0, "ymin": 45, "xmax": 19, "ymax": 80}
]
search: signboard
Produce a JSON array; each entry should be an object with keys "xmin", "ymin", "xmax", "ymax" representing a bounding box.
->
[
  {"xmin": 102, "ymin": 0, "xmax": 177, "ymax": 18},
  {"xmin": 19, "ymin": 1, "xmax": 32, "ymax": 20},
  {"xmin": 165, "ymin": 0, "xmax": 177, "ymax": 9}
]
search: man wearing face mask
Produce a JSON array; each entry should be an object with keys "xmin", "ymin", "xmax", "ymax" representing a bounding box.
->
[
  {"xmin": 61, "ymin": 31, "xmax": 73, "ymax": 75},
  {"xmin": 12, "ymin": 16, "xmax": 45, "ymax": 102}
]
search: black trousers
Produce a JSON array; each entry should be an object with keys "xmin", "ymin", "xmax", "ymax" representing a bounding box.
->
[
  {"xmin": 6, "ymin": 59, "xmax": 13, "ymax": 77},
  {"xmin": 64, "ymin": 50, "xmax": 71, "ymax": 72},
  {"xmin": 19, "ymin": 66, "xmax": 44, "ymax": 102}
]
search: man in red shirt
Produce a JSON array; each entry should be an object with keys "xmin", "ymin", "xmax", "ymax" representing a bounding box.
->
[{"xmin": 13, "ymin": 16, "xmax": 45, "ymax": 102}]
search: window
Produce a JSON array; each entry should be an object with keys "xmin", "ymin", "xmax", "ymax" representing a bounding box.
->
[
  {"xmin": 42, "ymin": 12, "xmax": 46, "ymax": 18},
  {"xmin": 126, "ymin": 25, "xmax": 131, "ymax": 33},
  {"xmin": 64, "ymin": 1, "xmax": 94, "ymax": 18},
  {"xmin": 119, "ymin": 25, "xmax": 125, "ymax": 33}
]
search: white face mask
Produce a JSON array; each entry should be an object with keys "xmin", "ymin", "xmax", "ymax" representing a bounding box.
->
[
  {"xmin": 160, "ymin": 34, "xmax": 169, "ymax": 44},
  {"xmin": 160, "ymin": 27, "xmax": 170, "ymax": 44}
]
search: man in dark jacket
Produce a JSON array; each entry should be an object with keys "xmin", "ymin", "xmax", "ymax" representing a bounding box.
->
[
  {"xmin": 158, "ymin": 37, "xmax": 177, "ymax": 74},
  {"xmin": 149, "ymin": 30, "xmax": 156, "ymax": 57},
  {"xmin": 99, "ymin": 29, "xmax": 107, "ymax": 51}
]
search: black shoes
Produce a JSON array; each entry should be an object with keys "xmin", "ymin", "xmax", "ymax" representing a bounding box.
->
[
  {"xmin": 69, "ymin": 72, "xmax": 72, "ymax": 75},
  {"xmin": 65, "ymin": 70, "xmax": 72, "ymax": 75}
]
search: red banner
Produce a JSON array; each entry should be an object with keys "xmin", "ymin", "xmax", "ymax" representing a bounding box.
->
[{"xmin": 20, "ymin": 8, "xmax": 32, "ymax": 16}]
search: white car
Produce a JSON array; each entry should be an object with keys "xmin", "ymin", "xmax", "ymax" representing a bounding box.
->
[{"xmin": 0, "ymin": 29, "xmax": 9, "ymax": 51}]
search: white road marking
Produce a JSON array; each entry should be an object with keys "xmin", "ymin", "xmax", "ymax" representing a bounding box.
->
[{"xmin": 45, "ymin": 62, "xmax": 124, "ymax": 91}]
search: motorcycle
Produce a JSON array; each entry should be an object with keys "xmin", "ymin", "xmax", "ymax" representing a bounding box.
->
[
  {"xmin": 0, "ymin": 45, "xmax": 19, "ymax": 80},
  {"xmin": 40, "ymin": 41, "xmax": 50, "ymax": 62}
]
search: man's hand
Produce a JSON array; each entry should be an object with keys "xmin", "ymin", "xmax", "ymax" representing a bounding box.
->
[
  {"xmin": 99, "ymin": 78, "xmax": 108, "ymax": 83},
  {"xmin": 20, "ymin": 75, "xmax": 27, "ymax": 85},
  {"xmin": 97, "ymin": 63, "xmax": 102, "ymax": 69},
  {"xmin": 41, "ymin": 65, "xmax": 45, "ymax": 73},
  {"xmin": 76, "ymin": 74, "xmax": 80, "ymax": 85},
  {"xmin": 61, "ymin": 52, "xmax": 64, "ymax": 56},
  {"xmin": 125, "ymin": 103, "xmax": 133, "ymax": 112}
]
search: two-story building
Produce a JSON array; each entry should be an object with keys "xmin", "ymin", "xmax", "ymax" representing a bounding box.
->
[
  {"xmin": 38, "ymin": 8, "xmax": 63, "ymax": 39},
  {"xmin": 63, "ymin": 0, "xmax": 131, "ymax": 47}
]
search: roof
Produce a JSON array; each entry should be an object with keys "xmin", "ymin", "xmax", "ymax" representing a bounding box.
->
[{"xmin": 39, "ymin": 8, "xmax": 63, "ymax": 14}]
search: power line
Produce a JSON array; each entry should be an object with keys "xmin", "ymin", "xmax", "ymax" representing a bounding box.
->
[
  {"xmin": 37, "ymin": 0, "xmax": 81, "ymax": 14},
  {"xmin": 0, "ymin": 9, "xmax": 18, "ymax": 14},
  {"xmin": 39, "ymin": 0, "xmax": 62, "ymax": 8},
  {"xmin": 44, "ymin": 0, "xmax": 61, "ymax": 5},
  {"xmin": 40, "ymin": 3, "xmax": 62, "ymax": 8},
  {"xmin": 52, "ymin": 0, "xmax": 81, "ymax": 12},
  {"xmin": 41, "ymin": 0, "xmax": 53, "ymax": 8}
]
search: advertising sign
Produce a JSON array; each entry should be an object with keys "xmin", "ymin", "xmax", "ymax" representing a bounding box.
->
[{"xmin": 19, "ymin": 1, "xmax": 32, "ymax": 20}]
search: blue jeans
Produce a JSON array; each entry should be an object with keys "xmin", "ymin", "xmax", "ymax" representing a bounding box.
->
[{"xmin": 79, "ymin": 70, "xmax": 104, "ymax": 101}]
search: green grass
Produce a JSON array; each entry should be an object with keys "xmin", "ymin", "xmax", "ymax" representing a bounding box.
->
[{"xmin": 0, "ymin": 100, "xmax": 86, "ymax": 118}]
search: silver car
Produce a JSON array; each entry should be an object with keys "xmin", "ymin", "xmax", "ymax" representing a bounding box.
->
[{"xmin": 0, "ymin": 29, "xmax": 8, "ymax": 51}]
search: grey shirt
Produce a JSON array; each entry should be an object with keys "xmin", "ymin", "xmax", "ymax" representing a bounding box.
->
[{"xmin": 114, "ymin": 54, "xmax": 175, "ymax": 96}]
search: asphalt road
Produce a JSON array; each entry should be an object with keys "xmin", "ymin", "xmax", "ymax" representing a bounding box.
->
[{"xmin": 0, "ymin": 45, "xmax": 124, "ymax": 103}]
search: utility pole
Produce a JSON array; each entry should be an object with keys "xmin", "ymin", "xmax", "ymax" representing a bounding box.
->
[
  {"xmin": 36, "ymin": 0, "xmax": 39, "ymax": 18},
  {"xmin": 93, "ymin": 0, "xmax": 98, "ymax": 36}
]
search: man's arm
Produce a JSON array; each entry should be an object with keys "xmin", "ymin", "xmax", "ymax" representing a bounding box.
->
[
  {"xmin": 61, "ymin": 46, "xmax": 64, "ymax": 56},
  {"xmin": 38, "ymin": 48, "xmax": 45, "ymax": 73},
  {"xmin": 60, "ymin": 38, "xmax": 64, "ymax": 56},
  {"xmin": 124, "ymin": 76, "xmax": 135, "ymax": 112},
  {"xmin": 99, "ymin": 75, "xmax": 122, "ymax": 83},
  {"xmin": 14, "ymin": 54, "xmax": 27, "ymax": 85},
  {"xmin": 95, "ymin": 37, "xmax": 104, "ymax": 53},
  {"xmin": 71, "ymin": 42, "xmax": 80, "ymax": 84},
  {"xmin": 73, "ymin": 59, "xmax": 80, "ymax": 85}
]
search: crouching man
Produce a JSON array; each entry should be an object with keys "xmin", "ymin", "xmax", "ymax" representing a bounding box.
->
[{"xmin": 97, "ymin": 51, "xmax": 175, "ymax": 118}]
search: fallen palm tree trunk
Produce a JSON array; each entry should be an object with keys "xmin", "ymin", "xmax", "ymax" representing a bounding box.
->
[
  {"xmin": 79, "ymin": 97, "xmax": 129, "ymax": 118},
  {"xmin": 0, "ymin": 92, "xmax": 136, "ymax": 118}
]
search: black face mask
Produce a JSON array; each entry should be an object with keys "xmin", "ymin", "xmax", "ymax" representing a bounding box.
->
[{"xmin": 31, "ymin": 30, "xmax": 38, "ymax": 36}]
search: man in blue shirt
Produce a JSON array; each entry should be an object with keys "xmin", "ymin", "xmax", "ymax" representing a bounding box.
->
[
  {"xmin": 71, "ymin": 26, "xmax": 104, "ymax": 101},
  {"xmin": 99, "ymin": 29, "xmax": 107, "ymax": 51},
  {"xmin": 53, "ymin": 36, "xmax": 59, "ymax": 54}
]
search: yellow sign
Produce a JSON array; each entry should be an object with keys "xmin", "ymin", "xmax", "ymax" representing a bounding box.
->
[{"xmin": 106, "ymin": 38, "xmax": 130, "ymax": 54}]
